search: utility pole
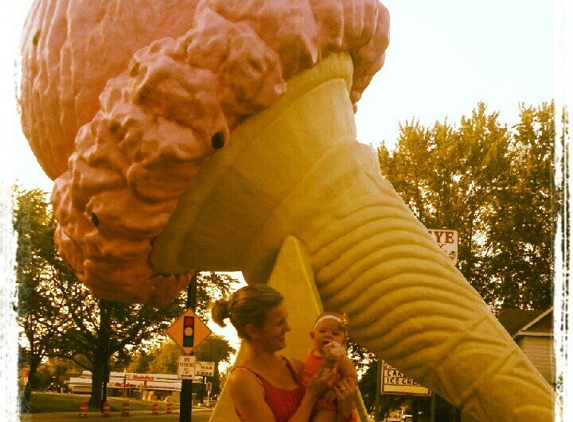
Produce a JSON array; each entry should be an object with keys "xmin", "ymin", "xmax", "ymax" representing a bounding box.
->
[{"xmin": 180, "ymin": 273, "xmax": 198, "ymax": 422}]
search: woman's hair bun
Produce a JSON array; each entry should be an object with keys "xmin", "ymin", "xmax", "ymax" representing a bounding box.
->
[{"xmin": 211, "ymin": 298, "xmax": 230, "ymax": 327}]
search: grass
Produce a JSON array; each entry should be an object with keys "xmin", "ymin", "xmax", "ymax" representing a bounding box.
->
[{"xmin": 26, "ymin": 392, "xmax": 180, "ymax": 413}]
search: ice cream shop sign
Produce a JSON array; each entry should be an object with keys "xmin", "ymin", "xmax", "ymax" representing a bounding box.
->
[{"xmin": 382, "ymin": 363, "xmax": 431, "ymax": 396}]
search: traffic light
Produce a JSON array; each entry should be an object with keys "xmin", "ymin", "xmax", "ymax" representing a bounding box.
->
[{"xmin": 183, "ymin": 316, "xmax": 195, "ymax": 347}]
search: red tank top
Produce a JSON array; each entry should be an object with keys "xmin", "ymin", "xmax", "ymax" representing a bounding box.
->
[{"xmin": 232, "ymin": 357, "xmax": 306, "ymax": 422}]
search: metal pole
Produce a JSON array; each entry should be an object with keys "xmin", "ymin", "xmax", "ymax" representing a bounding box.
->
[
  {"xmin": 375, "ymin": 360, "xmax": 382, "ymax": 421},
  {"xmin": 180, "ymin": 273, "xmax": 198, "ymax": 422},
  {"xmin": 123, "ymin": 369, "xmax": 127, "ymax": 398},
  {"xmin": 430, "ymin": 392, "xmax": 435, "ymax": 422}
]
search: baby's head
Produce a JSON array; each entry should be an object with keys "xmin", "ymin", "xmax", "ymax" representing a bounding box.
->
[{"xmin": 310, "ymin": 311, "xmax": 350, "ymax": 359}]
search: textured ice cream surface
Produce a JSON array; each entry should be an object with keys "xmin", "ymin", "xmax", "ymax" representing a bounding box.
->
[
  {"xmin": 323, "ymin": 341, "xmax": 346, "ymax": 362},
  {"xmin": 20, "ymin": 0, "xmax": 389, "ymax": 304}
]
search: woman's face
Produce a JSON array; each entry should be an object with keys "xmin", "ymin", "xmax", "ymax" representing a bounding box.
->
[{"xmin": 257, "ymin": 303, "xmax": 291, "ymax": 351}]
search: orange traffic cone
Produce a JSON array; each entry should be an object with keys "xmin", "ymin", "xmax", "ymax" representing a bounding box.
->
[
  {"xmin": 121, "ymin": 401, "xmax": 130, "ymax": 417},
  {"xmin": 102, "ymin": 401, "xmax": 111, "ymax": 418},
  {"xmin": 79, "ymin": 401, "xmax": 88, "ymax": 418},
  {"xmin": 151, "ymin": 400, "xmax": 159, "ymax": 415}
]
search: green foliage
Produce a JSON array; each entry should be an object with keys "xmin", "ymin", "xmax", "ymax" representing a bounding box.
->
[
  {"xmin": 194, "ymin": 334, "xmax": 236, "ymax": 394},
  {"xmin": 13, "ymin": 187, "xmax": 240, "ymax": 408},
  {"xmin": 481, "ymin": 102, "xmax": 556, "ymax": 309},
  {"xmin": 128, "ymin": 334, "xmax": 235, "ymax": 395},
  {"xmin": 147, "ymin": 341, "xmax": 181, "ymax": 374},
  {"xmin": 193, "ymin": 334, "xmax": 236, "ymax": 364},
  {"xmin": 35, "ymin": 357, "xmax": 83, "ymax": 391},
  {"xmin": 14, "ymin": 187, "xmax": 75, "ymax": 402},
  {"xmin": 194, "ymin": 272, "xmax": 236, "ymax": 318},
  {"xmin": 360, "ymin": 101, "xmax": 560, "ymax": 419},
  {"xmin": 378, "ymin": 101, "xmax": 557, "ymax": 310}
]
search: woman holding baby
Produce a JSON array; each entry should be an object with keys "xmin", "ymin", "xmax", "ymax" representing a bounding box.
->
[{"xmin": 211, "ymin": 284, "xmax": 358, "ymax": 422}]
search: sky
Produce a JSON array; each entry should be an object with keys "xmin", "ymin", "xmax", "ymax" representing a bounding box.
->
[
  {"xmin": 356, "ymin": 0, "xmax": 558, "ymax": 147},
  {"xmin": 1, "ymin": 0, "xmax": 563, "ymax": 193},
  {"xmin": 0, "ymin": 0, "xmax": 571, "ymax": 417}
]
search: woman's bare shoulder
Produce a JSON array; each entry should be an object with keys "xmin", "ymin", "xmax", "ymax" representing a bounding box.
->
[
  {"xmin": 228, "ymin": 366, "xmax": 261, "ymax": 385},
  {"xmin": 228, "ymin": 367, "xmax": 276, "ymax": 422}
]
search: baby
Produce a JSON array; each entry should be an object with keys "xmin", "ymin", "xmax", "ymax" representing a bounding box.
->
[{"xmin": 302, "ymin": 311, "xmax": 358, "ymax": 422}]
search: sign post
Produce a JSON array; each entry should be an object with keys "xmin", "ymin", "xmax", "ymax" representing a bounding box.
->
[{"xmin": 166, "ymin": 274, "xmax": 211, "ymax": 422}]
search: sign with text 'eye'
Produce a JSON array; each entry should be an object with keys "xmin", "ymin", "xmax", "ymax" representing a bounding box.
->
[{"xmin": 428, "ymin": 229, "xmax": 458, "ymax": 265}]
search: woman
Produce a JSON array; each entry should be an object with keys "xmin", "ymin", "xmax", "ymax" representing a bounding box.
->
[{"xmin": 211, "ymin": 284, "xmax": 357, "ymax": 422}]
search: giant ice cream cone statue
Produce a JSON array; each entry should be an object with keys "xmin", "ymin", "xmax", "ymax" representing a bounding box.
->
[{"xmin": 19, "ymin": 1, "xmax": 554, "ymax": 421}]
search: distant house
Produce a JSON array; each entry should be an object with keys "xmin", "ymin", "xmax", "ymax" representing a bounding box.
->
[{"xmin": 497, "ymin": 307, "xmax": 554, "ymax": 387}]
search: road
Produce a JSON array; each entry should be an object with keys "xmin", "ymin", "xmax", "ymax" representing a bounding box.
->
[{"xmin": 19, "ymin": 409, "xmax": 213, "ymax": 422}]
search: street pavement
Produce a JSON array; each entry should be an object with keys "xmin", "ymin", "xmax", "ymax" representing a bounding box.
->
[{"xmin": 19, "ymin": 407, "xmax": 213, "ymax": 422}]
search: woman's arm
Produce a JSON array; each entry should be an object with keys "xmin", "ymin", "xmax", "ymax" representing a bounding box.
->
[{"xmin": 228, "ymin": 368, "xmax": 277, "ymax": 422}]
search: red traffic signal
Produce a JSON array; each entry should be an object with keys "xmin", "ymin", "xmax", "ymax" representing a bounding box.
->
[{"xmin": 183, "ymin": 316, "xmax": 195, "ymax": 347}]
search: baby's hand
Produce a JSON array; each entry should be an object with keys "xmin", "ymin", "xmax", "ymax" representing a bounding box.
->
[
  {"xmin": 322, "ymin": 389, "xmax": 337, "ymax": 403},
  {"xmin": 307, "ymin": 367, "xmax": 336, "ymax": 399}
]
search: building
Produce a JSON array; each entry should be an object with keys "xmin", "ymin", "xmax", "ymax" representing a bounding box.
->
[
  {"xmin": 497, "ymin": 306, "xmax": 555, "ymax": 387},
  {"xmin": 68, "ymin": 371, "xmax": 205, "ymax": 402}
]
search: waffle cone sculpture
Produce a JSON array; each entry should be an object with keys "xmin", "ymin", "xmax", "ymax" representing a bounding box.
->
[
  {"xmin": 19, "ymin": 0, "xmax": 553, "ymax": 421},
  {"xmin": 153, "ymin": 54, "xmax": 553, "ymax": 422}
]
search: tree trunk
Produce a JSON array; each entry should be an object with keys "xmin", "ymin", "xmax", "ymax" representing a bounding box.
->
[
  {"xmin": 89, "ymin": 300, "xmax": 112, "ymax": 409},
  {"xmin": 21, "ymin": 352, "xmax": 41, "ymax": 412},
  {"xmin": 213, "ymin": 361, "xmax": 220, "ymax": 395}
]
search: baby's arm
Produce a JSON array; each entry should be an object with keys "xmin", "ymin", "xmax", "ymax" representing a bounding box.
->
[{"xmin": 338, "ymin": 356, "xmax": 358, "ymax": 386}]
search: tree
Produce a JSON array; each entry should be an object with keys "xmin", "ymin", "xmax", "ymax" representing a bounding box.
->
[
  {"xmin": 14, "ymin": 187, "xmax": 240, "ymax": 409},
  {"xmin": 375, "ymin": 102, "xmax": 558, "ymax": 421},
  {"xmin": 148, "ymin": 341, "xmax": 181, "ymax": 374},
  {"xmin": 35, "ymin": 357, "xmax": 84, "ymax": 392},
  {"xmin": 62, "ymin": 297, "xmax": 189, "ymax": 408},
  {"xmin": 194, "ymin": 272, "xmax": 236, "ymax": 319},
  {"xmin": 194, "ymin": 334, "xmax": 236, "ymax": 395},
  {"xmin": 378, "ymin": 101, "xmax": 556, "ymax": 310},
  {"xmin": 14, "ymin": 188, "xmax": 74, "ymax": 406},
  {"xmin": 481, "ymin": 102, "xmax": 557, "ymax": 309}
]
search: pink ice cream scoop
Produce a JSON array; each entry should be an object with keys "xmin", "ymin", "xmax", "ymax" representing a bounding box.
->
[
  {"xmin": 323, "ymin": 341, "xmax": 346, "ymax": 362},
  {"xmin": 19, "ymin": 0, "xmax": 389, "ymax": 305}
]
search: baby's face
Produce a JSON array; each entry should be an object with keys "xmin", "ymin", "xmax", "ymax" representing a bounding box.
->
[{"xmin": 311, "ymin": 319, "xmax": 346, "ymax": 353}]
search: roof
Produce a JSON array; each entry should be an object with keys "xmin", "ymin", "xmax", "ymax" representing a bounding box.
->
[{"xmin": 497, "ymin": 307, "xmax": 553, "ymax": 338}]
